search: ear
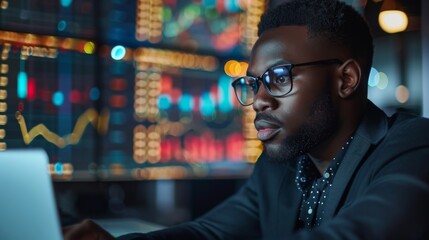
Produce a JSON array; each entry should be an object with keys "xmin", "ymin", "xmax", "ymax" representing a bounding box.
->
[{"xmin": 336, "ymin": 59, "xmax": 361, "ymax": 98}]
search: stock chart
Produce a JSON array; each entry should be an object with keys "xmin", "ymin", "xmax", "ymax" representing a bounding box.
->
[{"xmin": 0, "ymin": 0, "xmax": 265, "ymax": 180}]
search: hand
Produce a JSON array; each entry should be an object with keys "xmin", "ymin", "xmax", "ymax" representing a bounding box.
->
[{"xmin": 63, "ymin": 219, "xmax": 115, "ymax": 240}]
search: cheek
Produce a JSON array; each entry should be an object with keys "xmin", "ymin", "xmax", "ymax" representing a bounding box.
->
[
  {"xmin": 277, "ymin": 78, "xmax": 329, "ymax": 131},
  {"xmin": 277, "ymin": 95, "xmax": 315, "ymax": 133}
]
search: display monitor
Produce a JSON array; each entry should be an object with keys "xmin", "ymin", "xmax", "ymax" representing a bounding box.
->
[{"xmin": 0, "ymin": 0, "xmax": 265, "ymax": 180}]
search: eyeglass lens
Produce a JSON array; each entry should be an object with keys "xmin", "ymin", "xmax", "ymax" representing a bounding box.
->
[{"xmin": 234, "ymin": 65, "xmax": 292, "ymax": 105}]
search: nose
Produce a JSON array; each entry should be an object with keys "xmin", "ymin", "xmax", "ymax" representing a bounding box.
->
[{"xmin": 252, "ymin": 83, "xmax": 276, "ymax": 112}]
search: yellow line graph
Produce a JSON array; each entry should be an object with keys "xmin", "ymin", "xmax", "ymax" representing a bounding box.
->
[{"xmin": 15, "ymin": 108, "xmax": 109, "ymax": 148}]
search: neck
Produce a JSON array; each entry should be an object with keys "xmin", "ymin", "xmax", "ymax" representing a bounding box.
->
[
  {"xmin": 308, "ymin": 135, "xmax": 354, "ymax": 174},
  {"xmin": 307, "ymin": 154, "xmax": 330, "ymax": 174}
]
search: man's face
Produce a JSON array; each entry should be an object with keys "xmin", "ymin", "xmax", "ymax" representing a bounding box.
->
[{"xmin": 249, "ymin": 26, "xmax": 339, "ymax": 162}]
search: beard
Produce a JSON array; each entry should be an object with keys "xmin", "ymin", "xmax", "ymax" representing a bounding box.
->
[{"xmin": 263, "ymin": 91, "xmax": 338, "ymax": 163}]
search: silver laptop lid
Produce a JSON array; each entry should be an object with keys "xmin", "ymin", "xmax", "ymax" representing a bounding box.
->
[{"xmin": 0, "ymin": 149, "xmax": 62, "ymax": 240}]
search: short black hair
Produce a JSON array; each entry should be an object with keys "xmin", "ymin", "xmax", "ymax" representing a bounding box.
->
[{"xmin": 258, "ymin": 0, "xmax": 373, "ymax": 75}]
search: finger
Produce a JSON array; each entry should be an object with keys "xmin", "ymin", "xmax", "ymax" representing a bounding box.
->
[{"xmin": 63, "ymin": 219, "xmax": 115, "ymax": 240}]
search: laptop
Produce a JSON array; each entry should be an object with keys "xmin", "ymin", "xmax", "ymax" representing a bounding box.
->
[{"xmin": 0, "ymin": 149, "xmax": 63, "ymax": 240}]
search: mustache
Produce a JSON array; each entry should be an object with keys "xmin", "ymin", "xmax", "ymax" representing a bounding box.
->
[{"xmin": 254, "ymin": 112, "xmax": 282, "ymax": 125}]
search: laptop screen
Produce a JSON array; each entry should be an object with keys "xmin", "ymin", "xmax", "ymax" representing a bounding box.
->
[{"xmin": 0, "ymin": 149, "xmax": 62, "ymax": 240}]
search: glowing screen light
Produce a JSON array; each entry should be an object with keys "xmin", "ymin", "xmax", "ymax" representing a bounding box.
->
[
  {"xmin": 111, "ymin": 45, "xmax": 126, "ymax": 60},
  {"xmin": 52, "ymin": 91, "xmax": 64, "ymax": 106},
  {"xmin": 111, "ymin": 111, "xmax": 126, "ymax": 125},
  {"xmin": 184, "ymin": 3, "xmax": 201, "ymax": 19},
  {"xmin": 109, "ymin": 130, "xmax": 125, "ymax": 144},
  {"xmin": 202, "ymin": 0, "xmax": 216, "ymax": 8},
  {"xmin": 163, "ymin": 7, "xmax": 172, "ymax": 22},
  {"xmin": 54, "ymin": 162, "xmax": 64, "ymax": 175},
  {"xmin": 200, "ymin": 92, "xmax": 215, "ymax": 117},
  {"xmin": 27, "ymin": 78, "xmax": 36, "ymax": 101},
  {"xmin": 17, "ymin": 71, "xmax": 28, "ymax": 99},
  {"xmin": 158, "ymin": 94, "xmax": 172, "ymax": 110},
  {"xmin": 57, "ymin": 20, "xmax": 67, "ymax": 31},
  {"xmin": 225, "ymin": 0, "xmax": 241, "ymax": 12},
  {"xmin": 69, "ymin": 90, "xmax": 81, "ymax": 103},
  {"xmin": 218, "ymin": 75, "xmax": 233, "ymax": 113},
  {"xmin": 89, "ymin": 87, "xmax": 100, "ymax": 100},
  {"xmin": 164, "ymin": 22, "xmax": 180, "ymax": 38},
  {"xmin": 178, "ymin": 94, "xmax": 194, "ymax": 112},
  {"xmin": 60, "ymin": 0, "xmax": 73, "ymax": 7}
]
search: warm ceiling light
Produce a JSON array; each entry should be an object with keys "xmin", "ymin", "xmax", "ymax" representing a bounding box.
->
[{"xmin": 378, "ymin": 10, "xmax": 408, "ymax": 33}]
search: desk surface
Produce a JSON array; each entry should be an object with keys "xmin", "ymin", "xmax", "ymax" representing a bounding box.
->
[{"xmin": 95, "ymin": 218, "xmax": 165, "ymax": 237}]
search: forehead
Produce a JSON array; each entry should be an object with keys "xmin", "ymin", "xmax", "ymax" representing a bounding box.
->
[{"xmin": 248, "ymin": 26, "xmax": 329, "ymax": 75}]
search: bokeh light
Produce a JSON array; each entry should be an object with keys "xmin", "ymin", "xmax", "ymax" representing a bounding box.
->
[
  {"xmin": 57, "ymin": 20, "xmax": 67, "ymax": 31},
  {"xmin": 52, "ymin": 91, "xmax": 64, "ymax": 106},
  {"xmin": 379, "ymin": 10, "xmax": 408, "ymax": 34},
  {"xmin": 1, "ymin": 1, "xmax": 8, "ymax": 10},
  {"xmin": 17, "ymin": 71, "xmax": 27, "ymax": 99},
  {"xmin": 200, "ymin": 92, "xmax": 215, "ymax": 117},
  {"xmin": 178, "ymin": 94, "xmax": 194, "ymax": 112},
  {"xmin": 375, "ymin": 72, "xmax": 389, "ymax": 90},
  {"xmin": 83, "ymin": 41, "xmax": 95, "ymax": 54},
  {"xmin": 60, "ymin": 0, "xmax": 73, "ymax": 7},
  {"xmin": 184, "ymin": 3, "xmax": 201, "ymax": 19},
  {"xmin": 109, "ymin": 130, "xmax": 126, "ymax": 144},
  {"xmin": 368, "ymin": 67, "xmax": 379, "ymax": 87},
  {"xmin": 69, "ymin": 90, "xmax": 81, "ymax": 103},
  {"xmin": 111, "ymin": 45, "xmax": 126, "ymax": 60},
  {"xmin": 218, "ymin": 74, "xmax": 233, "ymax": 113},
  {"xmin": 225, "ymin": 0, "xmax": 241, "ymax": 12},
  {"xmin": 158, "ymin": 94, "xmax": 172, "ymax": 110},
  {"xmin": 163, "ymin": 7, "xmax": 172, "ymax": 22},
  {"xmin": 89, "ymin": 87, "xmax": 100, "ymax": 100},
  {"xmin": 395, "ymin": 85, "xmax": 409, "ymax": 103},
  {"xmin": 164, "ymin": 22, "xmax": 179, "ymax": 37},
  {"xmin": 224, "ymin": 60, "xmax": 247, "ymax": 77},
  {"xmin": 54, "ymin": 162, "xmax": 63, "ymax": 175}
]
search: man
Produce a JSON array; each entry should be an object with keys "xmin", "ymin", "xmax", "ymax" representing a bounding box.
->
[{"xmin": 64, "ymin": 0, "xmax": 429, "ymax": 239}]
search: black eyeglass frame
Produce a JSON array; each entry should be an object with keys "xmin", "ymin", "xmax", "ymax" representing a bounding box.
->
[{"xmin": 231, "ymin": 59, "xmax": 343, "ymax": 106}]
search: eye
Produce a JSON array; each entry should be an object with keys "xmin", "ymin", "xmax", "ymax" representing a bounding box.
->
[
  {"xmin": 249, "ymin": 82, "xmax": 258, "ymax": 91},
  {"xmin": 245, "ymin": 78, "xmax": 259, "ymax": 91},
  {"xmin": 271, "ymin": 67, "xmax": 290, "ymax": 85},
  {"xmin": 273, "ymin": 75, "xmax": 289, "ymax": 84}
]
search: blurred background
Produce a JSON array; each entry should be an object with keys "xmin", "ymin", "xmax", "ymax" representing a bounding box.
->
[{"xmin": 0, "ymin": 0, "xmax": 428, "ymax": 231}]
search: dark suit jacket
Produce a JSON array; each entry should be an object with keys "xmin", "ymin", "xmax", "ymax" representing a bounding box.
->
[{"xmin": 119, "ymin": 101, "xmax": 429, "ymax": 239}]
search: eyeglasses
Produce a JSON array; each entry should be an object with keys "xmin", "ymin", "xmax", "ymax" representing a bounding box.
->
[{"xmin": 231, "ymin": 59, "xmax": 342, "ymax": 106}]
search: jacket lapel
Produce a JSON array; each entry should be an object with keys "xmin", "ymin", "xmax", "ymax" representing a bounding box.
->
[
  {"xmin": 276, "ymin": 163, "xmax": 302, "ymax": 235},
  {"xmin": 323, "ymin": 101, "xmax": 389, "ymax": 219}
]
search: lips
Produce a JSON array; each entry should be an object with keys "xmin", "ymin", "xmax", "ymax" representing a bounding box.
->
[
  {"xmin": 254, "ymin": 120, "xmax": 281, "ymax": 142},
  {"xmin": 257, "ymin": 128, "xmax": 281, "ymax": 141}
]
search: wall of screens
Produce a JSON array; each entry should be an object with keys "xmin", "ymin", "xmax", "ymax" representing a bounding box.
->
[
  {"xmin": 1, "ymin": 0, "xmax": 422, "ymax": 181},
  {"xmin": 0, "ymin": 0, "xmax": 266, "ymax": 180}
]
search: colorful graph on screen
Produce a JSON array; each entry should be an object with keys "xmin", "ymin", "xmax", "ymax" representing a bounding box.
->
[
  {"xmin": 15, "ymin": 108, "xmax": 109, "ymax": 148},
  {"xmin": 0, "ymin": 30, "xmax": 101, "ymax": 179},
  {"xmin": 98, "ymin": 48, "xmax": 259, "ymax": 179},
  {"xmin": 0, "ymin": 0, "xmax": 265, "ymax": 180}
]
